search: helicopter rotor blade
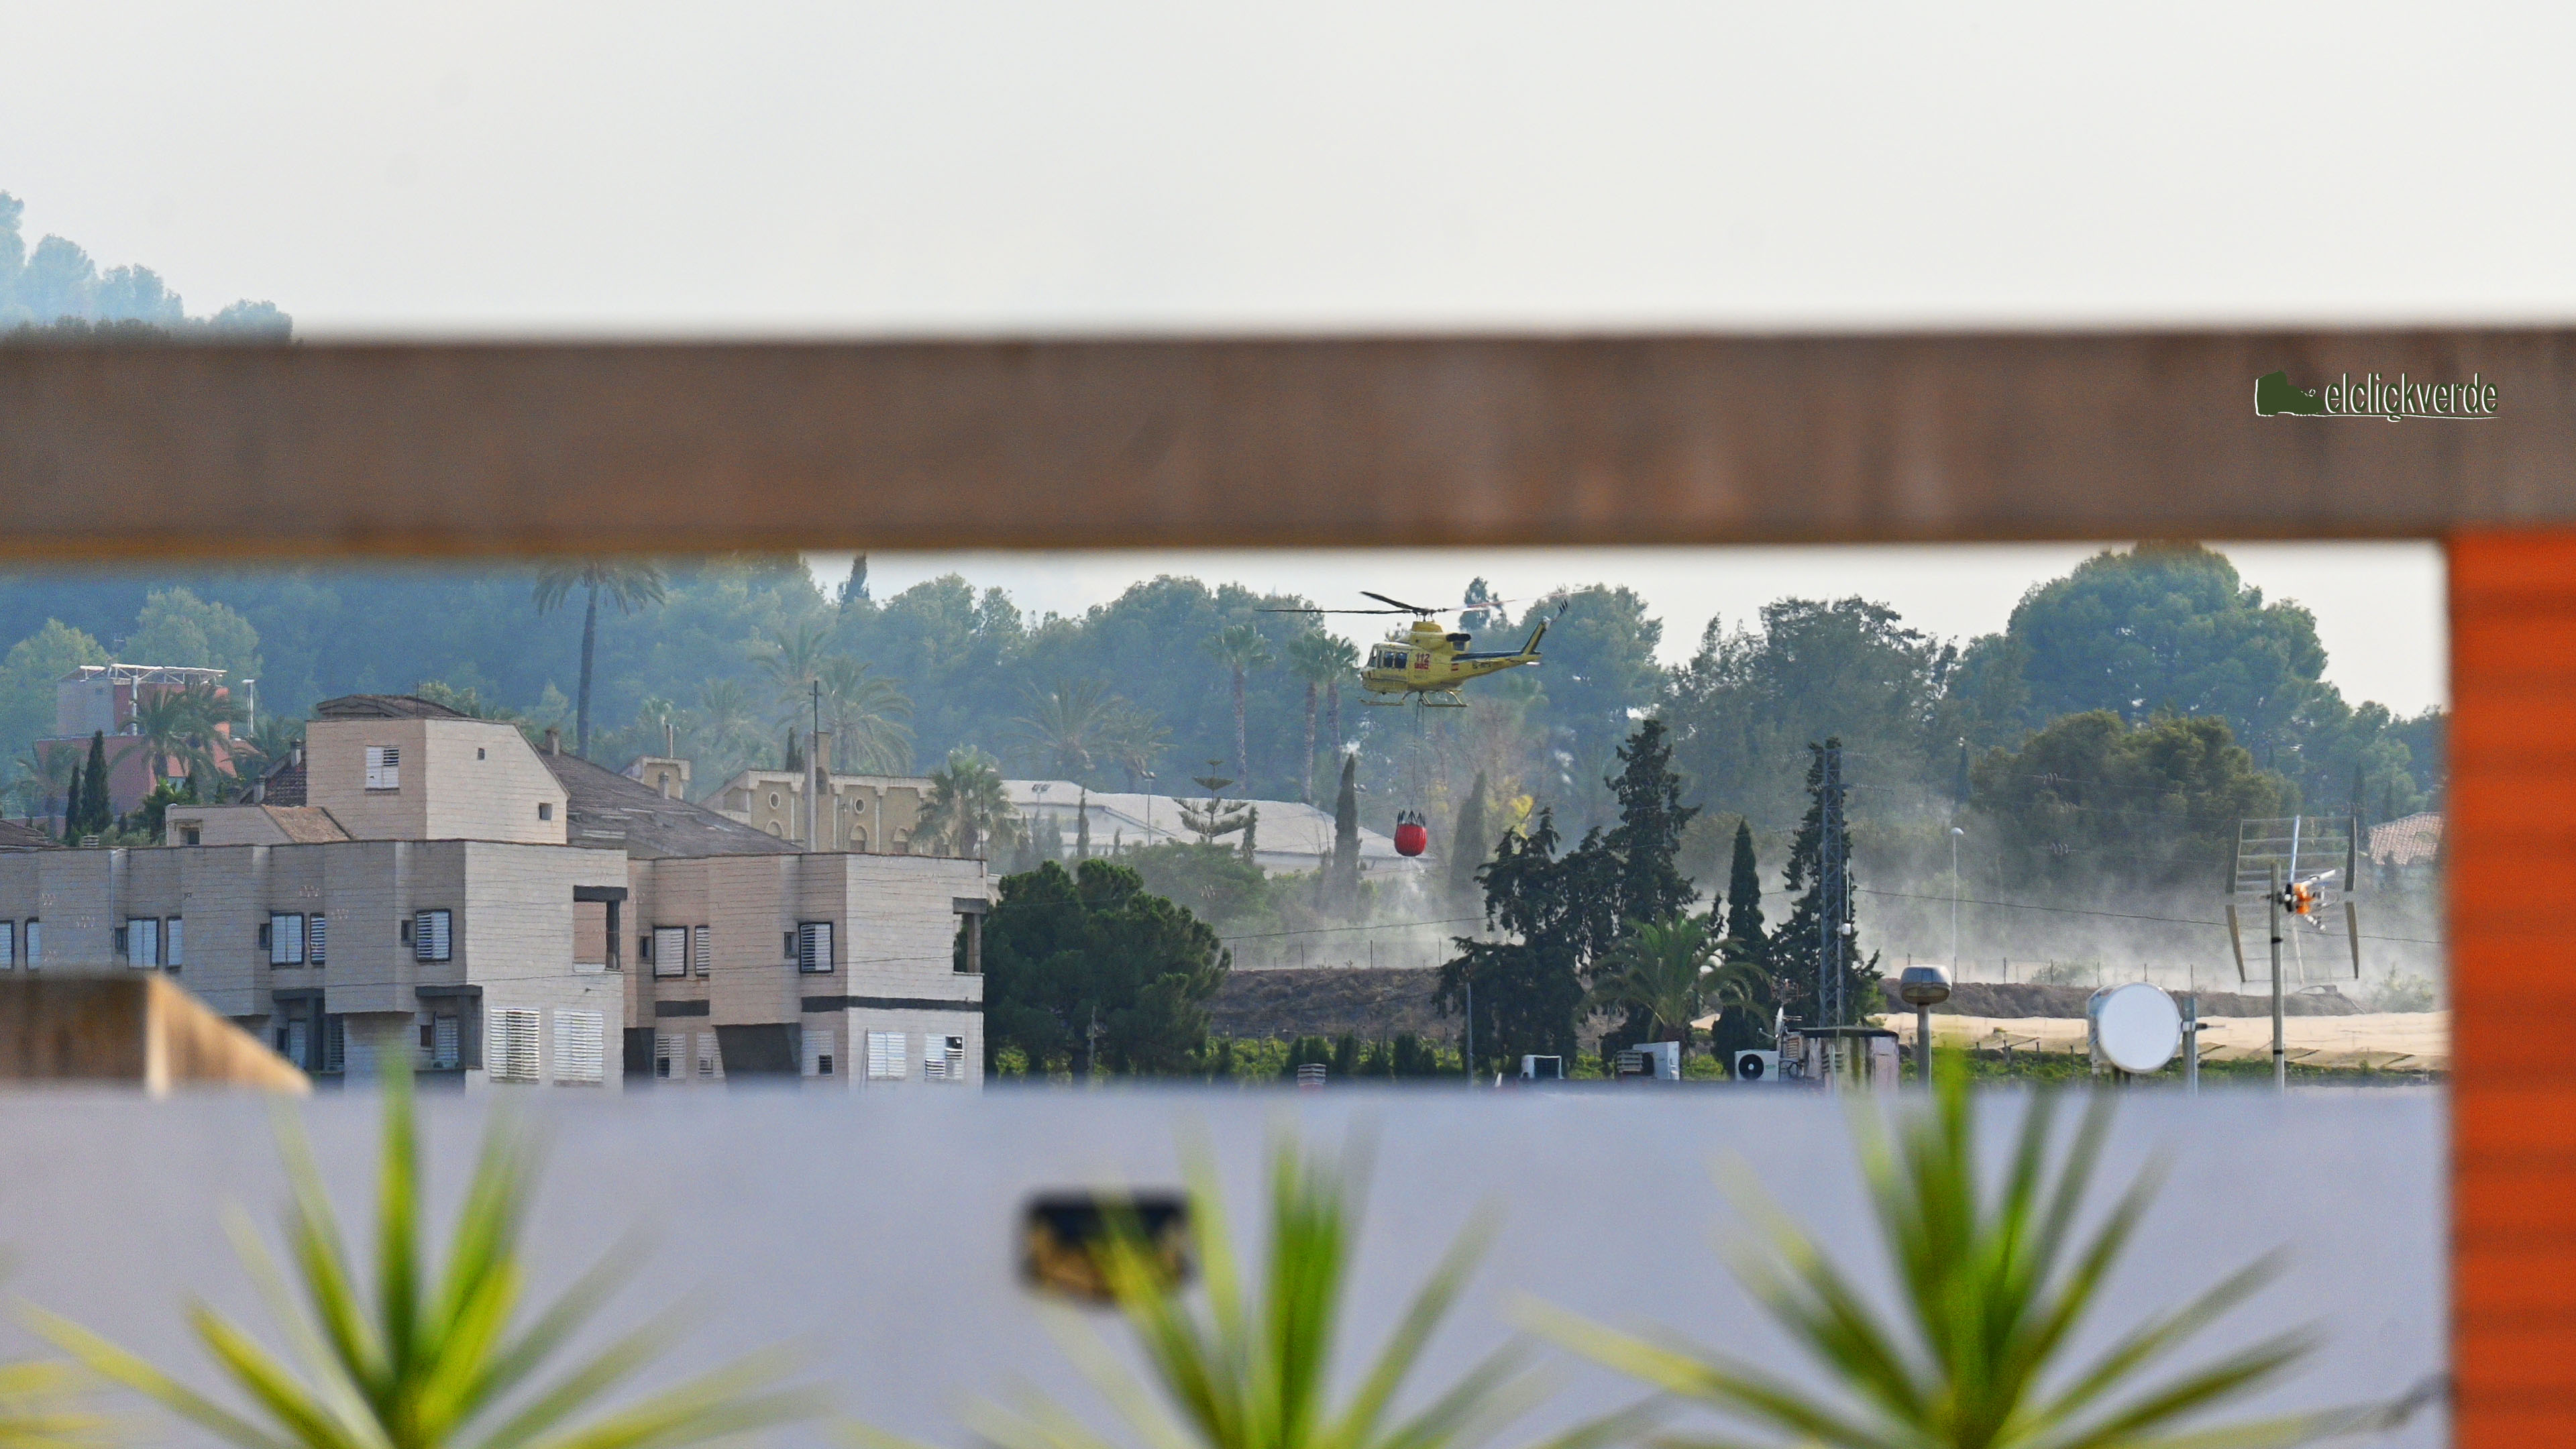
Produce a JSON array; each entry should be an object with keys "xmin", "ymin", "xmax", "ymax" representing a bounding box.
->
[
  {"xmin": 1256, "ymin": 606, "xmax": 1409, "ymax": 615},
  {"xmin": 1360, "ymin": 590, "xmax": 1438, "ymax": 614}
]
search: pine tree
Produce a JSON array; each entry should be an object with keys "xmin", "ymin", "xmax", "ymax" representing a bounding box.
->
[
  {"xmin": 1601, "ymin": 719, "xmax": 1697, "ymax": 929},
  {"xmin": 1449, "ymin": 771, "xmax": 1491, "ymax": 907},
  {"xmin": 1772, "ymin": 738, "xmax": 1878, "ymax": 1026},
  {"xmin": 1329, "ymin": 755, "xmax": 1360, "ymax": 910},
  {"xmin": 1723, "ymin": 818, "xmax": 1766, "ymax": 958}
]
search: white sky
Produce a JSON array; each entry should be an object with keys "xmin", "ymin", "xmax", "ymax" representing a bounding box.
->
[
  {"xmin": 9, "ymin": 2, "xmax": 2507, "ymax": 710},
  {"xmin": 812, "ymin": 542, "xmax": 2449, "ymax": 715}
]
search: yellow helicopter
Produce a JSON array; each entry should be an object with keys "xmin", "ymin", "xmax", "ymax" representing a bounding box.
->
[{"xmin": 1264, "ymin": 591, "xmax": 1556, "ymax": 707}]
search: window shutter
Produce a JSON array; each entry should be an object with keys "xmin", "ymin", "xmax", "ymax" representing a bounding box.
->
[
  {"xmin": 307, "ymin": 914, "xmax": 325, "ymax": 965},
  {"xmin": 489, "ymin": 1009, "xmax": 540, "ymax": 1082},
  {"xmin": 125, "ymin": 918, "xmax": 158, "ymax": 969},
  {"xmin": 270, "ymin": 914, "xmax": 306, "ymax": 965},
  {"xmin": 23, "ymin": 920, "xmax": 37, "ymax": 967},
  {"xmin": 0, "ymin": 922, "xmax": 15, "ymax": 969},
  {"xmin": 553, "ymin": 1011, "xmax": 606, "ymax": 1085},
  {"xmin": 797, "ymin": 921, "xmax": 833, "ymax": 974},
  {"xmin": 164, "ymin": 918, "xmax": 181, "ymax": 968},
  {"xmin": 323, "ymin": 1016, "xmax": 347, "ymax": 1073},
  {"xmin": 653, "ymin": 926, "xmax": 689, "ymax": 979},
  {"xmin": 694, "ymin": 924, "xmax": 710, "ymax": 975},
  {"xmin": 415, "ymin": 909, "xmax": 451, "ymax": 962},
  {"xmin": 654, "ymin": 1031, "xmax": 678, "ymax": 1079},
  {"xmin": 803, "ymin": 1027, "xmax": 837, "ymax": 1077},
  {"xmin": 431, "ymin": 1015, "xmax": 461, "ymax": 1069},
  {"xmin": 867, "ymin": 1030, "xmax": 906, "ymax": 1079},
  {"xmin": 366, "ymin": 745, "xmax": 400, "ymax": 790},
  {"xmin": 696, "ymin": 1032, "xmax": 723, "ymax": 1079},
  {"xmin": 283, "ymin": 1018, "xmax": 309, "ymax": 1069}
]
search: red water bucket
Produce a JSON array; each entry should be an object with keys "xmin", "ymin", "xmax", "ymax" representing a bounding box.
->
[{"xmin": 1394, "ymin": 820, "xmax": 1429, "ymax": 857}]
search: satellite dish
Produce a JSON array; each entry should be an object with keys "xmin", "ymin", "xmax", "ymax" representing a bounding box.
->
[{"xmin": 2089, "ymin": 982, "xmax": 2183, "ymax": 1075}]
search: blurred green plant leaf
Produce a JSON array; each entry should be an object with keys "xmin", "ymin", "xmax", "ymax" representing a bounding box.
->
[{"xmin": 30, "ymin": 1062, "xmax": 824, "ymax": 1449}]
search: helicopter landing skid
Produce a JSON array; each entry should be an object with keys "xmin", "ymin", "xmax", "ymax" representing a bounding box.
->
[{"xmin": 1418, "ymin": 693, "xmax": 1468, "ymax": 709}]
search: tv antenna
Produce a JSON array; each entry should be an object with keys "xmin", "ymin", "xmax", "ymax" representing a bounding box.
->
[{"xmin": 2224, "ymin": 815, "xmax": 2363, "ymax": 1091}]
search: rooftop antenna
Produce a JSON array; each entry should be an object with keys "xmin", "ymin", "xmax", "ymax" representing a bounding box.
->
[{"xmin": 2224, "ymin": 814, "xmax": 2363, "ymax": 1091}]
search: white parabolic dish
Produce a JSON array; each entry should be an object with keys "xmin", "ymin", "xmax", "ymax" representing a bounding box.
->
[{"xmin": 2092, "ymin": 982, "xmax": 2184, "ymax": 1074}]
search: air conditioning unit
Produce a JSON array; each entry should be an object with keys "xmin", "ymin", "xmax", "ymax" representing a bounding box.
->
[
  {"xmin": 1733, "ymin": 1049, "xmax": 1780, "ymax": 1083},
  {"xmin": 1519, "ymin": 1055, "xmax": 1564, "ymax": 1081}
]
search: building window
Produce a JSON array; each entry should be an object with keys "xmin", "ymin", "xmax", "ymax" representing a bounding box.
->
[
  {"xmin": 364, "ymin": 745, "xmax": 400, "ymax": 791},
  {"xmin": 181, "ymin": 826, "xmax": 201, "ymax": 846},
  {"xmin": 693, "ymin": 925, "xmax": 710, "ymax": 976},
  {"xmin": 926, "ymin": 1035, "xmax": 967, "ymax": 1081},
  {"xmin": 488, "ymin": 1008, "xmax": 540, "ymax": 1082},
  {"xmin": 652, "ymin": 926, "xmax": 689, "ymax": 979},
  {"xmin": 0, "ymin": 922, "xmax": 14, "ymax": 969},
  {"xmin": 280, "ymin": 1017, "xmax": 309, "ymax": 1068},
  {"xmin": 804, "ymin": 1027, "xmax": 837, "ymax": 1077},
  {"xmin": 428, "ymin": 1014, "xmax": 461, "ymax": 1069},
  {"xmin": 796, "ymin": 922, "xmax": 833, "ymax": 974},
  {"xmin": 537, "ymin": 802, "xmax": 553, "ymax": 821},
  {"xmin": 165, "ymin": 918, "xmax": 182, "ymax": 969},
  {"xmin": 23, "ymin": 920, "xmax": 36, "ymax": 968},
  {"xmin": 125, "ymin": 918, "xmax": 159, "ymax": 970},
  {"xmin": 654, "ymin": 1031, "xmax": 680, "ymax": 1079},
  {"xmin": 477, "ymin": 747, "xmax": 487, "ymax": 760},
  {"xmin": 553, "ymin": 1011, "xmax": 605, "ymax": 1085},
  {"xmin": 269, "ymin": 913, "xmax": 307, "ymax": 966},
  {"xmin": 307, "ymin": 914, "xmax": 325, "ymax": 967},
  {"xmin": 769, "ymin": 792, "xmax": 781, "ymax": 810},
  {"xmin": 414, "ymin": 909, "xmax": 452, "ymax": 963},
  {"xmin": 866, "ymin": 1031, "xmax": 906, "ymax": 1079},
  {"xmin": 696, "ymin": 1033, "xmax": 722, "ymax": 1079},
  {"xmin": 323, "ymin": 1016, "xmax": 347, "ymax": 1074}
]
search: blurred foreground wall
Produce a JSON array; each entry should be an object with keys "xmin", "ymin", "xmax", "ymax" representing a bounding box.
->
[{"xmin": 0, "ymin": 1089, "xmax": 2443, "ymax": 1448}]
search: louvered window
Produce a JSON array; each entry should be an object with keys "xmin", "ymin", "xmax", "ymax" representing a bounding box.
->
[
  {"xmin": 867, "ymin": 1030, "xmax": 906, "ymax": 1079},
  {"xmin": 414, "ymin": 909, "xmax": 452, "ymax": 963},
  {"xmin": 653, "ymin": 926, "xmax": 689, "ymax": 979},
  {"xmin": 431, "ymin": 1015, "xmax": 461, "ymax": 1069},
  {"xmin": 269, "ymin": 913, "xmax": 306, "ymax": 965},
  {"xmin": 365, "ymin": 745, "xmax": 400, "ymax": 791},
  {"xmin": 925, "ymin": 1034, "xmax": 967, "ymax": 1081},
  {"xmin": 803, "ymin": 1026, "xmax": 837, "ymax": 1077},
  {"xmin": 693, "ymin": 925, "xmax": 710, "ymax": 975},
  {"xmin": 654, "ymin": 1032, "xmax": 680, "ymax": 1079},
  {"xmin": 23, "ymin": 920, "xmax": 37, "ymax": 967},
  {"xmin": 125, "ymin": 918, "xmax": 158, "ymax": 969},
  {"xmin": 0, "ymin": 922, "xmax": 15, "ymax": 969},
  {"xmin": 796, "ymin": 921, "xmax": 833, "ymax": 974},
  {"xmin": 307, "ymin": 914, "xmax": 325, "ymax": 966},
  {"xmin": 695, "ymin": 1033, "xmax": 723, "ymax": 1079},
  {"xmin": 165, "ymin": 918, "xmax": 182, "ymax": 969},
  {"xmin": 322, "ymin": 1016, "xmax": 346, "ymax": 1074},
  {"xmin": 553, "ymin": 1011, "xmax": 605, "ymax": 1085},
  {"xmin": 488, "ymin": 1008, "xmax": 540, "ymax": 1082}
]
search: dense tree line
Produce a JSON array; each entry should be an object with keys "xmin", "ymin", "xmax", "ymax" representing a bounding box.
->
[{"xmin": 0, "ymin": 192, "xmax": 289, "ymax": 336}]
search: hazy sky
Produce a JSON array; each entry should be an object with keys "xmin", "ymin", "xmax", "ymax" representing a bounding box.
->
[
  {"xmin": 11, "ymin": 2, "xmax": 2500, "ymax": 710},
  {"xmin": 814, "ymin": 541, "xmax": 2449, "ymax": 715}
]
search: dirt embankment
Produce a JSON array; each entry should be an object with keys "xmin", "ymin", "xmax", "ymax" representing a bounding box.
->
[
  {"xmin": 1207, "ymin": 968, "xmax": 1452, "ymax": 1041},
  {"xmin": 1881, "ymin": 980, "xmax": 2365, "ymax": 1019}
]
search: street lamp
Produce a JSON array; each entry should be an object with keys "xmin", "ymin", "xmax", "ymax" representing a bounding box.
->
[
  {"xmin": 1140, "ymin": 772, "xmax": 1156, "ymax": 844},
  {"xmin": 1897, "ymin": 965, "xmax": 1951, "ymax": 1087}
]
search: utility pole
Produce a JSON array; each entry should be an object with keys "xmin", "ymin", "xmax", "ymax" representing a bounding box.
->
[
  {"xmin": 809, "ymin": 678, "xmax": 824, "ymax": 853},
  {"xmin": 1948, "ymin": 825, "xmax": 1964, "ymax": 979},
  {"xmin": 1463, "ymin": 980, "xmax": 1474, "ymax": 1086},
  {"xmin": 2269, "ymin": 861, "xmax": 2287, "ymax": 1091}
]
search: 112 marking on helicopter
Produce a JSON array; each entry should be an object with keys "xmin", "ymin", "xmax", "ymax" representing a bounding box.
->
[{"xmin": 1262, "ymin": 591, "xmax": 1556, "ymax": 707}]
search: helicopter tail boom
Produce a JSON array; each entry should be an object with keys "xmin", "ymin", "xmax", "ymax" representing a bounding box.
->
[{"xmin": 1515, "ymin": 616, "xmax": 1550, "ymax": 658}]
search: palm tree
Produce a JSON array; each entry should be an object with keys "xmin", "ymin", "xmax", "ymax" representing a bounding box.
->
[
  {"xmin": 694, "ymin": 679, "xmax": 763, "ymax": 785},
  {"xmin": 1100, "ymin": 704, "xmax": 1171, "ymax": 794},
  {"xmin": 918, "ymin": 747, "xmax": 1023, "ymax": 859},
  {"xmin": 1283, "ymin": 631, "xmax": 1354, "ymax": 802},
  {"xmin": 1010, "ymin": 678, "xmax": 1117, "ymax": 783},
  {"xmin": 752, "ymin": 616, "xmax": 835, "ymax": 708},
  {"xmin": 1586, "ymin": 914, "xmax": 1719, "ymax": 1057},
  {"xmin": 10, "ymin": 748, "xmax": 79, "ymax": 826},
  {"xmin": 533, "ymin": 560, "xmax": 667, "ymax": 758},
  {"xmin": 816, "ymin": 657, "xmax": 914, "ymax": 774},
  {"xmin": 129, "ymin": 680, "xmax": 244, "ymax": 794},
  {"xmin": 1204, "ymin": 623, "xmax": 1275, "ymax": 786}
]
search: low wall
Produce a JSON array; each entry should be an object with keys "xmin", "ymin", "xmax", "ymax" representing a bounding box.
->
[{"xmin": 0, "ymin": 1087, "xmax": 2444, "ymax": 1449}]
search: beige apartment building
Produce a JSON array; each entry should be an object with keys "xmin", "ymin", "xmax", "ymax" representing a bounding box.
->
[{"xmin": 0, "ymin": 694, "xmax": 991, "ymax": 1089}]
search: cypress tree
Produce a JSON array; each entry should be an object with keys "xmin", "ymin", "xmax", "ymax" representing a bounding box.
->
[
  {"xmin": 1449, "ymin": 771, "xmax": 1490, "ymax": 906},
  {"xmin": 1601, "ymin": 719, "xmax": 1697, "ymax": 928},
  {"xmin": 79, "ymin": 731, "xmax": 111, "ymax": 839},
  {"xmin": 58, "ymin": 753, "xmax": 84, "ymax": 839},
  {"xmin": 1075, "ymin": 790, "xmax": 1091, "ymax": 859},
  {"xmin": 1723, "ymin": 818, "xmax": 1766, "ymax": 957},
  {"xmin": 1774, "ymin": 737, "xmax": 1876, "ymax": 1025},
  {"xmin": 1240, "ymin": 804, "xmax": 1260, "ymax": 862}
]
